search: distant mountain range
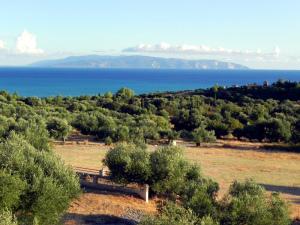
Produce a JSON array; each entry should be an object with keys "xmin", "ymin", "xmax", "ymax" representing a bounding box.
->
[{"xmin": 30, "ymin": 55, "xmax": 249, "ymax": 70}]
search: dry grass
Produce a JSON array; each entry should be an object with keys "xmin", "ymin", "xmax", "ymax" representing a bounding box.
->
[
  {"xmin": 53, "ymin": 139, "xmax": 300, "ymax": 219},
  {"xmin": 64, "ymin": 190, "xmax": 157, "ymax": 225},
  {"xmin": 53, "ymin": 141, "xmax": 108, "ymax": 170},
  {"xmin": 180, "ymin": 140, "xmax": 300, "ymax": 218}
]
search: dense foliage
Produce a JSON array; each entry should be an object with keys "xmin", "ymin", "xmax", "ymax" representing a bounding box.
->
[
  {"xmin": 104, "ymin": 144, "xmax": 210, "ymax": 196},
  {"xmin": 0, "ymin": 81, "xmax": 297, "ymax": 224},
  {"xmin": 0, "ymin": 92, "xmax": 81, "ymax": 224},
  {"xmin": 0, "ymin": 81, "xmax": 300, "ymax": 146},
  {"xmin": 106, "ymin": 144, "xmax": 291, "ymax": 225},
  {"xmin": 139, "ymin": 180, "xmax": 291, "ymax": 225},
  {"xmin": 0, "ymin": 133, "xmax": 80, "ymax": 225},
  {"xmin": 1, "ymin": 81, "xmax": 300, "ymax": 147}
]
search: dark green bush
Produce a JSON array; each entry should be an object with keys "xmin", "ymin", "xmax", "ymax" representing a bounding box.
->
[
  {"xmin": 220, "ymin": 180, "xmax": 291, "ymax": 225},
  {"xmin": 104, "ymin": 144, "xmax": 208, "ymax": 197},
  {"xmin": 139, "ymin": 202, "xmax": 199, "ymax": 225},
  {"xmin": 0, "ymin": 133, "xmax": 80, "ymax": 225},
  {"xmin": 0, "ymin": 171, "xmax": 26, "ymax": 210},
  {"xmin": 46, "ymin": 117, "xmax": 72, "ymax": 141},
  {"xmin": 149, "ymin": 146, "xmax": 190, "ymax": 195},
  {"xmin": 192, "ymin": 125, "xmax": 216, "ymax": 146},
  {"xmin": 104, "ymin": 143, "xmax": 151, "ymax": 184}
]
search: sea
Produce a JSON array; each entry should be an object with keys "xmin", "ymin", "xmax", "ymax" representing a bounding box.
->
[{"xmin": 0, "ymin": 67, "xmax": 299, "ymax": 97}]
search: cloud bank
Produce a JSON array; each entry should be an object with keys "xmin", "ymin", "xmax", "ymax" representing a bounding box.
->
[
  {"xmin": 16, "ymin": 30, "xmax": 44, "ymax": 54},
  {"xmin": 123, "ymin": 42, "xmax": 280, "ymax": 58}
]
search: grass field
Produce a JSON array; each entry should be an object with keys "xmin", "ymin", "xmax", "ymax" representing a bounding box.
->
[{"xmin": 54, "ymin": 140, "xmax": 300, "ymax": 221}]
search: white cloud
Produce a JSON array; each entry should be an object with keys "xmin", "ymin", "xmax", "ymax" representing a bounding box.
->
[
  {"xmin": 274, "ymin": 46, "xmax": 281, "ymax": 57},
  {"xmin": 16, "ymin": 30, "xmax": 44, "ymax": 55},
  {"xmin": 123, "ymin": 42, "xmax": 280, "ymax": 58},
  {"xmin": 0, "ymin": 40, "xmax": 5, "ymax": 49}
]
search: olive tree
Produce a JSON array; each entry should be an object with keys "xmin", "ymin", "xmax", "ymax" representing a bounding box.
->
[
  {"xmin": 149, "ymin": 146, "xmax": 191, "ymax": 195},
  {"xmin": 139, "ymin": 202, "xmax": 199, "ymax": 225},
  {"xmin": 192, "ymin": 125, "xmax": 216, "ymax": 146},
  {"xmin": 46, "ymin": 117, "xmax": 72, "ymax": 141},
  {"xmin": 220, "ymin": 180, "xmax": 291, "ymax": 225},
  {"xmin": 0, "ymin": 133, "xmax": 80, "ymax": 225},
  {"xmin": 104, "ymin": 143, "xmax": 151, "ymax": 184}
]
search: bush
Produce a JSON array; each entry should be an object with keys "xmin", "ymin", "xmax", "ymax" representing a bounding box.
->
[
  {"xmin": 15, "ymin": 117, "xmax": 50, "ymax": 152},
  {"xmin": 181, "ymin": 179, "xmax": 219, "ymax": 218},
  {"xmin": 104, "ymin": 144, "xmax": 206, "ymax": 197},
  {"xmin": 139, "ymin": 202, "xmax": 199, "ymax": 225},
  {"xmin": 0, "ymin": 171, "xmax": 26, "ymax": 210},
  {"xmin": 139, "ymin": 202, "xmax": 219, "ymax": 225},
  {"xmin": 200, "ymin": 216, "xmax": 219, "ymax": 225},
  {"xmin": 0, "ymin": 210, "xmax": 18, "ymax": 225},
  {"xmin": 46, "ymin": 117, "xmax": 72, "ymax": 141},
  {"xmin": 115, "ymin": 87, "xmax": 135, "ymax": 101},
  {"xmin": 0, "ymin": 133, "xmax": 80, "ymax": 225},
  {"xmin": 114, "ymin": 125, "xmax": 130, "ymax": 142},
  {"xmin": 229, "ymin": 179, "xmax": 264, "ymax": 197},
  {"xmin": 220, "ymin": 180, "xmax": 291, "ymax": 225},
  {"xmin": 192, "ymin": 125, "xmax": 216, "ymax": 146},
  {"xmin": 140, "ymin": 180, "xmax": 290, "ymax": 225},
  {"xmin": 149, "ymin": 146, "xmax": 190, "ymax": 195},
  {"xmin": 104, "ymin": 143, "xmax": 151, "ymax": 184},
  {"xmin": 104, "ymin": 136, "xmax": 113, "ymax": 145},
  {"xmin": 240, "ymin": 119, "xmax": 292, "ymax": 142}
]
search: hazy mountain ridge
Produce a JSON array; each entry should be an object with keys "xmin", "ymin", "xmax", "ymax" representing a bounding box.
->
[{"xmin": 30, "ymin": 55, "xmax": 249, "ymax": 70}]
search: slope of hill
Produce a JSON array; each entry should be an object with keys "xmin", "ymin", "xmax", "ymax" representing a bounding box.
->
[{"xmin": 30, "ymin": 55, "xmax": 249, "ymax": 70}]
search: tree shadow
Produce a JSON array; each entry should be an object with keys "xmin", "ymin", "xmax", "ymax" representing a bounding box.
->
[
  {"xmin": 63, "ymin": 213, "xmax": 137, "ymax": 225},
  {"xmin": 82, "ymin": 186, "xmax": 140, "ymax": 198},
  {"xmin": 260, "ymin": 184, "xmax": 300, "ymax": 197}
]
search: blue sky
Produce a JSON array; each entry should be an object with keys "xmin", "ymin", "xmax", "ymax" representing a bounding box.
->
[{"xmin": 0, "ymin": 0, "xmax": 299, "ymax": 69}]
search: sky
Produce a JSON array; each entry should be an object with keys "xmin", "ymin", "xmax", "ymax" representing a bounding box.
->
[{"xmin": 0, "ymin": 0, "xmax": 299, "ymax": 69}]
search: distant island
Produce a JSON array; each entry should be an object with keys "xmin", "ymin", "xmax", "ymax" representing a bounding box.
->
[{"xmin": 30, "ymin": 55, "xmax": 249, "ymax": 70}]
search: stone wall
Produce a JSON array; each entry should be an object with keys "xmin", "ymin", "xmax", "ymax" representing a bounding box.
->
[{"xmin": 77, "ymin": 172, "xmax": 149, "ymax": 203}]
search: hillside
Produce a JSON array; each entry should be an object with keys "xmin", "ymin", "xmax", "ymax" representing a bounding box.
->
[{"xmin": 30, "ymin": 55, "xmax": 249, "ymax": 70}]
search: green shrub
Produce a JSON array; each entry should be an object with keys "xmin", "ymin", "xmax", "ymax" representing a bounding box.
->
[
  {"xmin": 114, "ymin": 125, "xmax": 130, "ymax": 142},
  {"xmin": 200, "ymin": 216, "xmax": 218, "ymax": 225},
  {"xmin": 139, "ymin": 202, "xmax": 199, "ymax": 225},
  {"xmin": 14, "ymin": 117, "xmax": 50, "ymax": 152},
  {"xmin": 0, "ymin": 210, "xmax": 18, "ymax": 225},
  {"xmin": 149, "ymin": 146, "xmax": 190, "ymax": 195},
  {"xmin": 104, "ymin": 136, "xmax": 113, "ymax": 145},
  {"xmin": 220, "ymin": 180, "xmax": 291, "ymax": 225},
  {"xmin": 0, "ymin": 171, "xmax": 26, "ymax": 210},
  {"xmin": 180, "ymin": 179, "xmax": 219, "ymax": 218},
  {"xmin": 104, "ymin": 144, "xmax": 206, "ymax": 197},
  {"xmin": 268, "ymin": 192, "xmax": 291, "ymax": 225},
  {"xmin": 46, "ymin": 117, "xmax": 72, "ymax": 141},
  {"xmin": 229, "ymin": 179, "xmax": 264, "ymax": 197},
  {"xmin": 0, "ymin": 133, "xmax": 80, "ymax": 225},
  {"xmin": 104, "ymin": 143, "xmax": 151, "ymax": 184},
  {"xmin": 192, "ymin": 125, "xmax": 216, "ymax": 146}
]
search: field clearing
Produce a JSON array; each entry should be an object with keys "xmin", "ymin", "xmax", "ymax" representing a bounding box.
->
[{"xmin": 54, "ymin": 140, "xmax": 300, "ymax": 220}]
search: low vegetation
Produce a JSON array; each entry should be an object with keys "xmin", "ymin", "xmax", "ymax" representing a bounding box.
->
[
  {"xmin": 0, "ymin": 80, "xmax": 300, "ymax": 224},
  {"xmin": 105, "ymin": 144, "xmax": 291, "ymax": 225},
  {"xmin": 1, "ymin": 80, "xmax": 300, "ymax": 148}
]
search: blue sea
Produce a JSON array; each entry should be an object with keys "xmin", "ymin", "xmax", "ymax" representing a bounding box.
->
[{"xmin": 0, "ymin": 67, "xmax": 300, "ymax": 97}]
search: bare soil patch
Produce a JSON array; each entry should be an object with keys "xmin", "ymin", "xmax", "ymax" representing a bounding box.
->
[{"xmin": 63, "ymin": 188, "xmax": 156, "ymax": 225}]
